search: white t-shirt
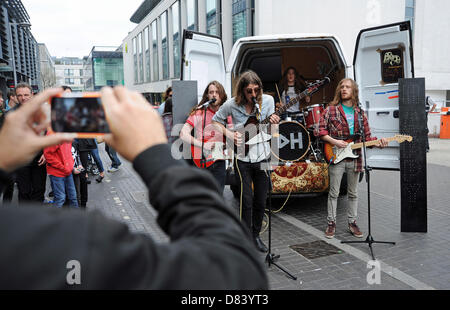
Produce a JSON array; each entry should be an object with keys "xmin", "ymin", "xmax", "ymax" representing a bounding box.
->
[{"xmin": 281, "ymin": 86, "xmax": 300, "ymax": 113}]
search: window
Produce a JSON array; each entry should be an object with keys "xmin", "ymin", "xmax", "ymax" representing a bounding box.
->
[
  {"xmin": 79, "ymin": 69, "xmax": 83, "ymax": 76},
  {"xmin": 405, "ymin": 0, "xmax": 415, "ymax": 34},
  {"xmin": 172, "ymin": 1, "xmax": 181, "ymax": 78},
  {"xmin": 65, "ymin": 78, "xmax": 75, "ymax": 85},
  {"xmin": 151, "ymin": 20, "xmax": 159, "ymax": 81},
  {"xmin": 133, "ymin": 37, "xmax": 138, "ymax": 83},
  {"xmin": 161, "ymin": 11, "xmax": 169, "ymax": 80},
  {"xmin": 232, "ymin": 0, "xmax": 252, "ymax": 43},
  {"xmin": 138, "ymin": 32, "xmax": 143, "ymax": 83},
  {"xmin": 186, "ymin": 0, "xmax": 198, "ymax": 31},
  {"xmin": 206, "ymin": 0, "xmax": 220, "ymax": 36},
  {"xmin": 144, "ymin": 26, "xmax": 150, "ymax": 82},
  {"xmin": 64, "ymin": 69, "xmax": 74, "ymax": 76}
]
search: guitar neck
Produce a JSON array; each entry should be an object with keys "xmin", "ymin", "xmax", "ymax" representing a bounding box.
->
[{"xmin": 351, "ymin": 136, "xmax": 398, "ymax": 150}]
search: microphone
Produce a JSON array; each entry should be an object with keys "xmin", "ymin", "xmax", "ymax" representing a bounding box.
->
[
  {"xmin": 252, "ymin": 97, "xmax": 261, "ymax": 113},
  {"xmin": 197, "ymin": 98, "xmax": 216, "ymax": 109}
]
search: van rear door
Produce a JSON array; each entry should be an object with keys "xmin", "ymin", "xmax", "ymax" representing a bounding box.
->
[
  {"xmin": 181, "ymin": 30, "xmax": 227, "ymax": 101},
  {"xmin": 354, "ymin": 21, "xmax": 414, "ymax": 170}
]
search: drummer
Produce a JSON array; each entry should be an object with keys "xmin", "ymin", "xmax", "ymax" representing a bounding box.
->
[{"xmin": 275, "ymin": 66, "xmax": 311, "ymax": 121}]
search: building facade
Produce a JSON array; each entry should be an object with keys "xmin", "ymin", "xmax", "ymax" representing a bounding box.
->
[
  {"xmin": 54, "ymin": 57, "xmax": 85, "ymax": 92},
  {"xmin": 0, "ymin": 0, "xmax": 40, "ymax": 96},
  {"xmin": 122, "ymin": 0, "xmax": 449, "ymax": 108},
  {"xmin": 38, "ymin": 43, "xmax": 55, "ymax": 90},
  {"xmin": 83, "ymin": 46, "xmax": 124, "ymax": 92}
]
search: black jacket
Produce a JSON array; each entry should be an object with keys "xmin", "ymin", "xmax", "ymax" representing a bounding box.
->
[{"xmin": 0, "ymin": 144, "xmax": 267, "ymax": 289}]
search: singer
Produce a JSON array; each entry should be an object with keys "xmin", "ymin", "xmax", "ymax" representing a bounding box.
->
[
  {"xmin": 180, "ymin": 81, "xmax": 229, "ymax": 193},
  {"xmin": 212, "ymin": 70, "xmax": 280, "ymax": 253}
]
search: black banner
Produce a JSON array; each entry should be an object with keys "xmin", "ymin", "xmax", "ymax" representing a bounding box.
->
[{"xmin": 399, "ymin": 78, "xmax": 427, "ymax": 232}]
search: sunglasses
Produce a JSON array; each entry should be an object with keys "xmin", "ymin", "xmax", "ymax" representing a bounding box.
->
[{"xmin": 246, "ymin": 87, "xmax": 261, "ymax": 95}]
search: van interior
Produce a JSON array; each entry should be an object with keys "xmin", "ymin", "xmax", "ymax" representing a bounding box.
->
[{"xmin": 230, "ymin": 39, "xmax": 346, "ymax": 106}]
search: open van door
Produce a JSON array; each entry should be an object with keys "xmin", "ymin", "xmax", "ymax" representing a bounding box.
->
[
  {"xmin": 181, "ymin": 30, "xmax": 227, "ymax": 101},
  {"xmin": 354, "ymin": 21, "xmax": 414, "ymax": 170}
]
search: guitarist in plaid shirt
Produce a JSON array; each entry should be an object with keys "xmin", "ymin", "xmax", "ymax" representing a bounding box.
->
[{"xmin": 318, "ymin": 78, "xmax": 387, "ymax": 239}]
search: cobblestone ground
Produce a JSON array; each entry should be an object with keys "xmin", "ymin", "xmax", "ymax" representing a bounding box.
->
[{"xmin": 62, "ymin": 140, "xmax": 450, "ymax": 290}]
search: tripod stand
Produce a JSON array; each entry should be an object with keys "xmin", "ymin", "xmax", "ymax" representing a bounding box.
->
[
  {"xmin": 264, "ymin": 167, "xmax": 297, "ymax": 280},
  {"xmin": 341, "ymin": 104, "xmax": 395, "ymax": 261}
]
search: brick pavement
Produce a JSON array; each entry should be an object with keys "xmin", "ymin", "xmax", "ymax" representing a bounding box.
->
[{"xmin": 83, "ymin": 142, "xmax": 448, "ymax": 290}]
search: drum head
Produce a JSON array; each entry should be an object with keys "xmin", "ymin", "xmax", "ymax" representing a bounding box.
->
[{"xmin": 271, "ymin": 121, "xmax": 310, "ymax": 162}]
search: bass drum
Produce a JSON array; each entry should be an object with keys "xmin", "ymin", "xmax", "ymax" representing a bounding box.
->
[{"xmin": 271, "ymin": 121, "xmax": 311, "ymax": 162}]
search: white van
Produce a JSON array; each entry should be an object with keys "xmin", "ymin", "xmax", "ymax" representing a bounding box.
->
[{"xmin": 181, "ymin": 21, "xmax": 414, "ymax": 196}]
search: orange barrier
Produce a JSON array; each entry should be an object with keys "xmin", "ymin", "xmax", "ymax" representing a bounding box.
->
[
  {"xmin": 442, "ymin": 107, "xmax": 449, "ymax": 113},
  {"xmin": 440, "ymin": 114, "xmax": 450, "ymax": 139}
]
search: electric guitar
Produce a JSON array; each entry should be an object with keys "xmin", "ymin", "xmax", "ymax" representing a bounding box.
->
[
  {"xmin": 236, "ymin": 77, "xmax": 331, "ymax": 156},
  {"xmin": 324, "ymin": 134, "xmax": 413, "ymax": 164},
  {"xmin": 191, "ymin": 140, "xmax": 225, "ymax": 168}
]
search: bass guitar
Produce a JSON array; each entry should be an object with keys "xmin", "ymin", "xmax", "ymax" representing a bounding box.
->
[{"xmin": 324, "ymin": 134, "xmax": 413, "ymax": 164}]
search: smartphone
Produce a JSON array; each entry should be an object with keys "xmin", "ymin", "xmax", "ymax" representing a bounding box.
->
[{"xmin": 50, "ymin": 92, "xmax": 109, "ymax": 138}]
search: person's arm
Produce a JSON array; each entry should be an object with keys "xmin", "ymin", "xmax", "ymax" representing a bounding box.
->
[{"xmin": 43, "ymin": 145, "xmax": 65, "ymax": 171}]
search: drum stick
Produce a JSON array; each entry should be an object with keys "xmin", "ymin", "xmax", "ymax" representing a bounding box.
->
[{"xmin": 275, "ymin": 83, "xmax": 282, "ymax": 104}]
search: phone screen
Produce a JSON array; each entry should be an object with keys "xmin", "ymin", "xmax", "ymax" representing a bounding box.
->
[{"xmin": 51, "ymin": 97, "xmax": 109, "ymax": 133}]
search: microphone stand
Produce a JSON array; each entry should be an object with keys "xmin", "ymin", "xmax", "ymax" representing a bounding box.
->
[
  {"xmin": 256, "ymin": 97, "xmax": 296, "ymax": 281},
  {"xmin": 200, "ymin": 104, "xmax": 208, "ymax": 168},
  {"xmin": 341, "ymin": 103, "xmax": 395, "ymax": 261}
]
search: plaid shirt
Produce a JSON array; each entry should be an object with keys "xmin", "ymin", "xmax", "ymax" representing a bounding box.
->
[{"xmin": 318, "ymin": 104, "xmax": 377, "ymax": 172}]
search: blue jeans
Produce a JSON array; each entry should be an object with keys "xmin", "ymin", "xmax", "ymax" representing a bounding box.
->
[
  {"xmin": 49, "ymin": 175, "xmax": 79, "ymax": 208},
  {"xmin": 90, "ymin": 148, "xmax": 105, "ymax": 173},
  {"xmin": 105, "ymin": 144, "xmax": 122, "ymax": 168}
]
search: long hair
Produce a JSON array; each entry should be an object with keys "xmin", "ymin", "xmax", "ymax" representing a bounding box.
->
[
  {"xmin": 163, "ymin": 98, "xmax": 173, "ymax": 114},
  {"xmin": 330, "ymin": 78, "xmax": 360, "ymax": 108},
  {"xmin": 189, "ymin": 81, "xmax": 227, "ymax": 115},
  {"xmin": 234, "ymin": 70, "xmax": 263, "ymax": 107},
  {"xmin": 278, "ymin": 66, "xmax": 307, "ymax": 95}
]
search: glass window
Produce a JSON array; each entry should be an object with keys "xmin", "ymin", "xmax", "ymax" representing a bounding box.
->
[
  {"xmin": 151, "ymin": 20, "xmax": 159, "ymax": 81},
  {"xmin": 161, "ymin": 11, "xmax": 169, "ymax": 80},
  {"xmin": 232, "ymin": 0, "xmax": 249, "ymax": 43},
  {"xmin": 172, "ymin": 1, "xmax": 181, "ymax": 78},
  {"xmin": 144, "ymin": 26, "xmax": 150, "ymax": 82},
  {"xmin": 206, "ymin": 0, "xmax": 218, "ymax": 35},
  {"xmin": 138, "ymin": 32, "xmax": 143, "ymax": 83},
  {"xmin": 79, "ymin": 69, "xmax": 83, "ymax": 76},
  {"xmin": 186, "ymin": 0, "xmax": 197, "ymax": 31},
  {"xmin": 405, "ymin": 0, "xmax": 415, "ymax": 33},
  {"xmin": 93, "ymin": 57, "xmax": 124, "ymax": 91},
  {"xmin": 133, "ymin": 37, "xmax": 138, "ymax": 83}
]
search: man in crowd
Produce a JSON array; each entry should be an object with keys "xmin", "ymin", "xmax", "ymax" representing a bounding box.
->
[{"xmin": 14, "ymin": 83, "xmax": 47, "ymax": 204}]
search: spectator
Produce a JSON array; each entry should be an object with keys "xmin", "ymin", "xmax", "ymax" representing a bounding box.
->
[
  {"xmin": 43, "ymin": 130, "xmax": 78, "ymax": 208},
  {"xmin": 5, "ymin": 89, "xmax": 18, "ymax": 112},
  {"xmin": 105, "ymin": 143, "xmax": 122, "ymax": 172},
  {"xmin": 161, "ymin": 98, "xmax": 175, "ymax": 144},
  {"xmin": 158, "ymin": 87, "xmax": 172, "ymax": 115},
  {"xmin": 14, "ymin": 83, "xmax": 47, "ymax": 204},
  {"xmin": 0, "ymin": 86, "xmax": 267, "ymax": 289}
]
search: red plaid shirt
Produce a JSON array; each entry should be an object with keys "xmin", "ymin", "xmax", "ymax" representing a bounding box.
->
[{"xmin": 318, "ymin": 104, "xmax": 377, "ymax": 172}]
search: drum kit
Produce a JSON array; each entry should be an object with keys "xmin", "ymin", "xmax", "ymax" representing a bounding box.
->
[{"xmin": 272, "ymin": 100, "xmax": 326, "ymax": 164}]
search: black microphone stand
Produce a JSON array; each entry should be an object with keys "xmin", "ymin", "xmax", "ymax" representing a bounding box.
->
[
  {"xmin": 341, "ymin": 103, "xmax": 395, "ymax": 261},
  {"xmin": 200, "ymin": 104, "xmax": 207, "ymax": 168},
  {"xmin": 256, "ymin": 97, "xmax": 296, "ymax": 280}
]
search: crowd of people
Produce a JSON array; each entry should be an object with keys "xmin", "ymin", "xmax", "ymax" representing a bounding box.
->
[{"xmin": 0, "ymin": 83, "xmax": 122, "ymax": 209}]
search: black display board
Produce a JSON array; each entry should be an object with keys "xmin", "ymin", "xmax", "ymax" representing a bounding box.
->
[{"xmin": 399, "ymin": 78, "xmax": 427, "ymax": 232}]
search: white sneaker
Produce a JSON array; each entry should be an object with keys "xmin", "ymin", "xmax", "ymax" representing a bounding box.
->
[{"xmin": 108, "ymin": 167, "xmax": 119, "ymax": 172}]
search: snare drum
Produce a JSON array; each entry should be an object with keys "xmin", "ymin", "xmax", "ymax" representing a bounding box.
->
[{"xmin": 304, "ymin": 104, "xmax": 324, "ymax": 129}]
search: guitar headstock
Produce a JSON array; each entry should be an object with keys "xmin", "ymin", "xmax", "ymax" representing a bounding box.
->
[
  {"xmin": 394, "ymin": 134, "xmax": 413, "ymax": 143},
  {"xmin": 305, "ymin": 77, "xmax": 330, "ymax": 97}
]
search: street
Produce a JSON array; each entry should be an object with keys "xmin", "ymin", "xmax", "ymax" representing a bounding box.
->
[{"xmin": 83, "ymin": 138, "xmax": 450, "ymax": 290}]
